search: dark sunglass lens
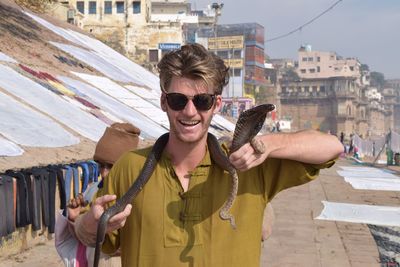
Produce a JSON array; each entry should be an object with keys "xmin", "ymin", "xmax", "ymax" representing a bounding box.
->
[
  {"xmin": 167, "ymin": 93, "xmax": 188, "ymax": 110},
  {"xmin": 193, "ymin": 94, "xmax": 214, "ymax": 110}
]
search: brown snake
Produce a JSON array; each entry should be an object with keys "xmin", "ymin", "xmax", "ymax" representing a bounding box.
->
[{"xmin": 93, "ymin": 103, "xmax": 275, "ymax": 267}]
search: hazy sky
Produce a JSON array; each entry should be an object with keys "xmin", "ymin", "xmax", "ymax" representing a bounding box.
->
[{"xmin": 189, "ymin": 0, "xmax": 400, "ymax": 79}]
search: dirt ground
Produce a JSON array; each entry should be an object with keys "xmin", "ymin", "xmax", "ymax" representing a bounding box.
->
[{"xmin": 0, "ymin": 238, "xmax": 63, "ymax": 267}]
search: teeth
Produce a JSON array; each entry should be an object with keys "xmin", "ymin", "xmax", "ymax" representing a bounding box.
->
[{"xmin": 180, "ymin": 120, "xmax": 199, "ymax": 126}]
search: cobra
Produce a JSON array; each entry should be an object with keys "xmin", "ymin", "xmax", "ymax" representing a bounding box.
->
[{"xmin": 93, "ymin": 103, "xmax": 275, "ymax": 267}]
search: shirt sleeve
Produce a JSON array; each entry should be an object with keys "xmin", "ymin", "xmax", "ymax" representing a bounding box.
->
[
  {"xmin": 262, "ymin": 158, "xmax": 336, "ymax": 202},
  {"xmin": 96, "ymin": 168, "xmax": 120, "ymax": 255}
]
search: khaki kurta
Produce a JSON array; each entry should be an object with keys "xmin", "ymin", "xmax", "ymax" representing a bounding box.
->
[{"xmin": 98, "ymin": 144, "xmax": 334, "ymax": 267}]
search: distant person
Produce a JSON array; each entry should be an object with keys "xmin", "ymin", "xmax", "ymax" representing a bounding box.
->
[
  {"xmin": 349, "ymin": 133, "xmax": 354, "ymax": 154},
  {"xmin": 55, "ymin": 122, "xmax": 140, "ymax": 267},
  {"xmin": 340, "ymin": 132, "xmax": 345, "ymax": 144},
  {"xmin": 276, "ymin": 121, "xmax": 281, "ymax": 132},
  {"xmin": 72, "ymin": 43, "xmax": 343, "ymax": 267}
]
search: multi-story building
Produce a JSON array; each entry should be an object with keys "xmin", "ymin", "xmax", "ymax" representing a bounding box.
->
[
  {"xmin": 185, "ymin": 23, "xmax": 269, "ymax": 117},
  {"xmin": 278, "ymin": 45, "xmax": 394, "ymax": 138},
  {"xmin": 385, "ymin": 79, "xmax": 400, "ymax": 133},
  {"xmin": 297, "ymin": 44, "xmax": 361, "ymax": 82},
  {"xmin": 186, "ymin": 23, "xmax": 267, "ymax": 97},
  {"xmin": 63, "ymin": 0, "xmax": 210, "ymax": 69}
]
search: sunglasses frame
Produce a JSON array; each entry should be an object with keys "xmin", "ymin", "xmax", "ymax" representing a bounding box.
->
[{"xmin": 162, "ymin": 90, "xmax": 217, "ymax": 111}]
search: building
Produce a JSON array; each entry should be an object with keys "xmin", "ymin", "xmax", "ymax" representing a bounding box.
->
[
  {"xmin": 63, "ymin": 0, "xmax": 209, "ymax": 69},
  {"xmin": 278, "ymin": 45, "xmax": 397, "ymax": 139},
  {"xmin": 385, "ymin": 79, "xmax": 400, "ymax": 133},
  {"xmin": 185, "ymin": 23, "xmax": 269, "ymax": 117},
  {"xmin": 297, "ymin": 44, "xmax": 361, "ymax": 81}
]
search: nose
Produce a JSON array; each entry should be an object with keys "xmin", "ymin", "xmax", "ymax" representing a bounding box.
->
[{"xmin": 182, "ymin": 98, "xmax": 198, "ymax": 116}]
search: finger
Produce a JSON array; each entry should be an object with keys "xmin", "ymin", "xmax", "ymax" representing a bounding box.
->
[
  {"xmin": 229, "ymin": 143, "xmax": 251, "ymax": 162},
  {"xmin": 107, "ymin": 204, "xmax": 132, "ymax": 231},
  {"xmin": 233, "ymin": 149, "xmax": 265, "ymax": 171},
  {"xmin": 251, "ymin": 138, "xmax": 265, "ymax": 154},
  {"xmin": 94, "ymin": 194, "xmax": 117, "ymax": 206},
  {"xmin": 230, "ymin": 144, "xmax": 254, "ymax": 167},
  {"xmin": 108, "ymin": 204, "xmax": 132, "ymax": 224},
  {"xmin": 68, "ymin": 198, "xmax": 78, "ymax": 208}
]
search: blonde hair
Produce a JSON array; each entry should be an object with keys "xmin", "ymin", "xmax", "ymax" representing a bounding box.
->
[{"xmin": 157, "ymin": 43, "xmax": 229, "ymax": 95}]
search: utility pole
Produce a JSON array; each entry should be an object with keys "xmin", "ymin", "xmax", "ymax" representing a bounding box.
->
[
  {"xmin": 211, "ymin": 3, "xmax": 224, "ymax": 42},
  {"xmin": 125, "ymin": 0, "xmax": 129, "ymax": 48}
]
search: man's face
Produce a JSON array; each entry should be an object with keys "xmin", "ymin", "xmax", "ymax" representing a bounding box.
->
[{"xmin": 161, "ymin": 76, "xmax": 221, "ymax": 144}]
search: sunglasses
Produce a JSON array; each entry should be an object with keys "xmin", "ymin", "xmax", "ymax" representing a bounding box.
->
[{"xmin": 163, "ymin": 91, "xmax": 216, "ymax": 111}]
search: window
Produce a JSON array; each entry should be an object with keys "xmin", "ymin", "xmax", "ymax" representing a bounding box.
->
[
  {"xmin": 317, "ymin": 66, "xmax": 320, "ymax": 72},
  {"xmin": 309, "ymin": 68, "xmax": 315, "ymax": 73},
  {"xmin": 233, "ymin": 50, "xmax": 242, "ymax": 59},
  {"xmin": 317, "ymin": 56, "xmax": 320, "ymax": 62},
  {"xmin": 320, "ymin": 86, "xmax": 325, "ymax": 92},
  {"xmin": 89, "ymin": 1, "xmax": 96, "ymax": 14},
  {"xmin": 104, "ymin": 1, "xmax": 112, "ymax": 14},
  {"xmin": 300, "ymin": 69, "xmax": 306, "ymax": 73},
  {"xmin": 217, "ymin": 50, "xmax": 228, "ymax": 59},
  {"xmin": 76, "ymin": 1, "xmax": 84, "ymax": 14},
  {"xmin": 304, "ymin": 86, "xmax": 310, "ymax": 92},
  {"xmin": 233, "ymin": 69, "xmax": 241, "ymax": 77},
  {"xmin": 133, "ymin": 1, "xmax": 141, "ymax": 14},
  {"xmin": 116, "ymin": 1, "xmax": 125, "ymax": 13},
  {"xmin": 312, "ymin": 86, "xmax": 318, "ymax": 92},
  {"xmin": 302, "ymin": 57, "xmax": 307, "ymax": 62},
  {"xmin": 308, "ymin": 57, "xmax": 313, "ymax": 62},
  {"xmin": 350, "ymin": 66, "xmax": 354, "ymax": 71}
]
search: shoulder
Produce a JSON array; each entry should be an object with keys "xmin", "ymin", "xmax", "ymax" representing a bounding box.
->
[
  {"xmin": 107, "ymin": 146, "xmax": 154, "ymax": 178},
  {"xmin": 114, "ymin": 146, "xmax": 153, "ymax": 166}
]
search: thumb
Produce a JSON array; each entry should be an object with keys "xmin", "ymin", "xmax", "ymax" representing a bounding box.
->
[{"xmin": 94, "ymin": 194, "xmax": 117, "ymax": 207}]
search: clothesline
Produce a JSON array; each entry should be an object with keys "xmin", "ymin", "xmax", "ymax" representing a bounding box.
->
[{"xmin": 353, "ymin": 130, "xmax": 400, "ymax": 157}]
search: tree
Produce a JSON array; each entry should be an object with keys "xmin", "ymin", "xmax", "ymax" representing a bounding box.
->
[
  {"xmin": 281, "ymin": 67, "xmax": 300, "ymax": 82},
  {"xmin": 370, "ymin": 71, "xmax": 385, "ymax": 89},
  {"xmin": 360, "ymin": 64, "xmax": 369, "ymax": 71}
]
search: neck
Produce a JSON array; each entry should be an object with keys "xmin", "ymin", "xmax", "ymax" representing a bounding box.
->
[{"xmin": 165, "ymin": 133, "xmax": 207, "ymax": 174}]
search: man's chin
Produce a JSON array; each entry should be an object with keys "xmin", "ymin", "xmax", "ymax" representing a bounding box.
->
[{"xmin": 176, "ymin": 132, "xmax": 206, "ymax": 144}]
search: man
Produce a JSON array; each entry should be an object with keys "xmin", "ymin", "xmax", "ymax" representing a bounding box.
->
[
  {"xmin": 55, "ymin": 122, "xmax": 140, "ymax": 267},
  {"xmin": 74, "ymin": 43, "xmax": 343, "ymax": 267}
]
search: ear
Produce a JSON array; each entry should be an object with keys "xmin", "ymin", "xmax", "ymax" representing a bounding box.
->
[
  {"xmin": 213, "ymin": 95, "xmax": 222, "ymax": 114},
  {"xmin": 160, "ymin": 94, "xmax": 167, "ymax": 112}
]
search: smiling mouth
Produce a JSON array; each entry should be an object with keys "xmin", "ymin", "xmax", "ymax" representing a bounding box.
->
[{"xmin": 179, "ymin": 120, "xmax": 200, "ymax": 126}]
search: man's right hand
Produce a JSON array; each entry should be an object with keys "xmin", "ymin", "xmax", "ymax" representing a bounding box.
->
[
  {"xmin": 75, "ymin": 194, "xmax": 132, "ymax": 245},
  {"xmin": 89, "ymin": 195, "xmax": 132, "ymax": 233}
]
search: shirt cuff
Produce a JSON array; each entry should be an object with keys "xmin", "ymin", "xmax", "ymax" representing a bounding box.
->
[{"xmin": 74, "ymin": 213, "xmax": 97, "ymax": 247}]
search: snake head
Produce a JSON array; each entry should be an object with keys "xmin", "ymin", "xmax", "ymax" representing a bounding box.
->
[{"xmin": 230, "ymin": 104, "xmax": 275, "ymax": 153}]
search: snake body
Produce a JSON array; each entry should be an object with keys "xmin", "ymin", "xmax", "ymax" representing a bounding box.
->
[
  {"xmin": 93, "ymin": 133, "xmax": 169, "ymax": 267},
  {"xmin": 93, "ymin": 104, "xmax": 275, "ymax": 267},
  {"xmin": 211, "ymin": 103, "xmax": 275, "ymax": 229}
]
